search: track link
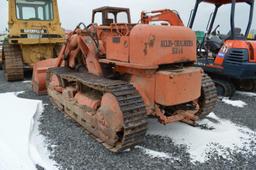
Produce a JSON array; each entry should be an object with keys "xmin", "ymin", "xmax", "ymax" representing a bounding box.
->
[
  {"xmin": 46, "ymin": 67, "xmax": 147, "ymax": 152},
  {"xmin": 3, "ymin": 42, "xmax": 24, "ymax": 81},
  {"xmin": 197, "ymin": 73, "xmax": 218, "ymax": 118}
]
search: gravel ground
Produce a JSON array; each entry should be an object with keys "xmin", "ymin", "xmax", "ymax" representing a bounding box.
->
[{"xmin": 0, "ymin": 70, "xmax": 256, "ymax": 170}]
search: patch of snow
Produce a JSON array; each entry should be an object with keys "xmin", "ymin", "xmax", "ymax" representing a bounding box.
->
[
  {"xmin": 0, "ymin": 141, "xmax": 28, "ymax": 170},
  {"xmin": 23, "ymin": 80, "xmax": 32, "ymax": 83},
  {"xmin": 236, "ymin": 91, "xmax": 256, "ymax": 97},
  {"xmin": 29, "ymin": 103, "xmax": 58, "ymax": 170},
  {"xmin": 147, "ymin": 112, "xmax": 256, "ymax": 162},
  {"xmin": 123, "ymin": 148, "xmax": 131, "ymax": 152},
  {"xmin": 135, "ymin": 146, "xmax": 178, "ymax": 161},
  {"xmin": 221, "ymin": 97, "xmax": 247, "ymax": 108},
  {"xmin": 15, "ymin": 91, "xmax": 25, "ymax": 95},
  {"xmin": 0, "ymin": 92, "xmax": 57, "ymax": 170}
]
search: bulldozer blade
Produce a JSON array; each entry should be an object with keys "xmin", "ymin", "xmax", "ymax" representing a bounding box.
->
[{"xmin": 32, "ymin": 58, "xmax": 58, "ymax": 95}]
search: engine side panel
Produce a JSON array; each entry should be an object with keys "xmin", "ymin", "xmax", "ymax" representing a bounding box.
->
[
  {"xmin": 127, "ymin": 67, "xmax": 202, "ymax": 108},
  {"xmin": 155, "ymin": 67, "xmax": 202, "ymax": 106},
  {"xmin": 106, "ymin": 36, "xmax": 129, "ymax": 62},
  {"xmin": 129, "ymin": 24, "xmax": 196, "ymax": 67}
]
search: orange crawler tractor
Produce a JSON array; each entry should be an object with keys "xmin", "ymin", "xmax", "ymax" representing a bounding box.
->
[{"xmin": 32, "ymin": 7, "xmax": 217, "ymax": 152}]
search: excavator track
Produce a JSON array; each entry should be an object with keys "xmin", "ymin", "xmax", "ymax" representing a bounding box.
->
[
  {"xmin": 214, "ymin": 78, "xmax": 235, "ymax": 97},
  {"xmin": 46, "ymin": 67, "xmax": 148, "ymax": 152},
  {"xmin": 237, "ymin": 80, "xmax": 256, "ymax": 92},
  {"xmin": 197, "ymin": 73, "xmax": 218, "ymax": 118},
  {"xmin": 2, "ymin": 42, "xmax": 24, "ymax": 81}
]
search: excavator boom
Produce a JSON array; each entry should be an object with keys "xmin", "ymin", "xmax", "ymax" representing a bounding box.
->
[{"xmin": 141, "ymin": 9, "xmax": 184, "ymax": 26}]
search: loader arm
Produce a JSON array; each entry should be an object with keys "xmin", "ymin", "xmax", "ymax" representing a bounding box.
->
[
  {"xmin": 141, "ymin": 9, "xmax": 184, "ymax": 26},
  {"xmin": 32, "ymin": 27, "xmax": 103, "ymax": 94},
  {"xmin": 53, "ymin": 27, "xmax": 103, "ymax": 75}
]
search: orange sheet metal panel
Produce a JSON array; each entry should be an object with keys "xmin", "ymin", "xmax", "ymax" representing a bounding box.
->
[
  {"xmin": 129, "ymin": 24, "xmax": 196, "ymax": 67},
  {"xmin": 248, "ymin": 41, "xmax": 256, "ymax": 63},
  {"xmin": 225, "ymin": 40, "xmax": 250, "ymax": 49},
  {"xmin": 155, "ymin": 67, "xmax": 202, "ymax": 106},
  {"xmin": 221, "ymin": 40, "xmax": 256, "ymax": 63},
  {"xmin": 130, "ymin": 75, "xmax": 156, "ymax": 114},
  {"xmin": 32, "ymin": 58, "xmax": 59, "ymax": 95},
  {"xmin": 106, "ymin": 36, "xmax": 129, "ymax": 62},
  {"xmin": 214, "ymin": 40, "xmax": 247, "ymax": 65}
]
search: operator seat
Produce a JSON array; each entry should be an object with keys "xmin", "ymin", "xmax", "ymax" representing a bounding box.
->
[
  {"xmin": 219, "ymin": 28, "xmax": 244, "ymax": 40},
  {"xmin": 206, "ymin": 35, "xmax": 223, "ymax": 54},
  {"xmin": 207, "ymin": 27, "xmax": 244, "ymax": 54}
]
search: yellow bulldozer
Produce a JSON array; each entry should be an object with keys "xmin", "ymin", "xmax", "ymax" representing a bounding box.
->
[{"xmin": 1, "ymin": 0, "xmax": 65, "ymax": 81}]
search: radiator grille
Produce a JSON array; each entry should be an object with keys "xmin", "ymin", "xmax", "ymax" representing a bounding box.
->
[{"xmin": 224, "ymin": 49, "xmax": 248, "ymax": 65}]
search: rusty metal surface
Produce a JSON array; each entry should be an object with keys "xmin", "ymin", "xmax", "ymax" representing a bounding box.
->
[
  {"xmin": 2, "ymin": 42, "xmax": 24, "ymax": 81},
  {"xmin": 46, "ymin": 67, "xmax": 147, "ymax": 152},
  {"xmin": 32, "ymin": 58, "xmax": 59, "ymax": 95}
]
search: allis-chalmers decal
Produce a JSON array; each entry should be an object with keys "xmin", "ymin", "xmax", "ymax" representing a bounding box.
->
[{"xmin": 161, "ymin": 40, "xmax": 193, "ymax": 54}]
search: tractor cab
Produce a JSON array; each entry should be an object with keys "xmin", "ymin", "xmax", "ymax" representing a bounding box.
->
[
  {"xmin": 92, "ymin": 7, "xmax": 131, "ymax": 26},
  {"xmin": 8, "ymin": 0, "xmax": 64, "ymax": 45},
  {"xmin": 188, "ymin": 0, "xmax": 254, "ymax": 56},
  {"xmin": 3, "ymin": 0, "xmax": 65, "ymax": 82}
]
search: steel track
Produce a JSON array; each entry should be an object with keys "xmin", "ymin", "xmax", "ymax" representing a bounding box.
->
[
  {"xmin": 46, "ymin": 67, "xmax": 148, "ymax": 152},
  {"xmin": 3, "ymin": 43, "xmax": 24, "ymax": 81},
  {"xmin": 197, "ymin": 73, "xmax": 218, "ymax": 118}
]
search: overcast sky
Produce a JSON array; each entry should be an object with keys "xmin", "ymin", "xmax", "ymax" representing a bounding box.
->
[{"xmin": 0, "ymin": 0, "xmax": 255, "ymax": 34}]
